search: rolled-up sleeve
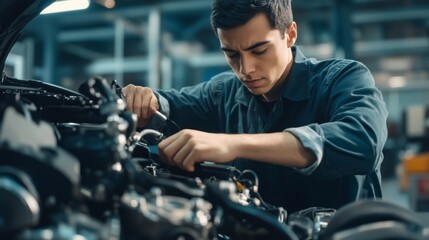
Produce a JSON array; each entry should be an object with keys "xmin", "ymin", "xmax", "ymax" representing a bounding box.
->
[{"xmin": 285, "ymin": 126, "xmax": 324, "ymax": 175}]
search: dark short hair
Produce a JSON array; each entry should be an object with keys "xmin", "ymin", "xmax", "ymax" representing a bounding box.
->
[{"xmin": 211, "ymin": 0, "xmax": 293, "ymax": 38}]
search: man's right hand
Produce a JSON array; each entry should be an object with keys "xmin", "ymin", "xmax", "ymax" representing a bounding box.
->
[{"xmin": 122, "ymin": 84, "xmax": 159, "ymax": 128}]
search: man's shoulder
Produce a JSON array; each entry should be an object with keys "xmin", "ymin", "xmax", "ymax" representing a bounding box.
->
[
  {"xmin": 311, "ymin": 58, "xmax": 367, "ymax": 73},
  {"xmin": 295, "ymin": 46, "xmax": 368, "ymax": 73},
  {"xmin": 307, "ymin": 58, "xmax": 371, "ymax": 83}
]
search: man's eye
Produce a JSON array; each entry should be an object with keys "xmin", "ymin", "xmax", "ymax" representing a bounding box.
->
[
  {"xmin": 253, "ymin": 48, "xmax": 268, "ymax": 55},
  {"xmin": 226, "ymin": 53, "xmax": 239, "ymax": 58}
]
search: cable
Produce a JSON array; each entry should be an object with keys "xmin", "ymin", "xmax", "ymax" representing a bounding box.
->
[
  {"xmin": 133, "ymin": 129, "xmax": 164, "ymax": 143},
  {"xmin": 236, "ymin": 169, "xmax": 277, "ymax": 209},
  {"xmin": 237, "ymin": 169, "xmax": 259, "ymax": 188}
]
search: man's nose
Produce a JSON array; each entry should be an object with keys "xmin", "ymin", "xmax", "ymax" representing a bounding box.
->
[{"xmin": 240, "ymin": 55, "xmax": 256, "ymax": 76}]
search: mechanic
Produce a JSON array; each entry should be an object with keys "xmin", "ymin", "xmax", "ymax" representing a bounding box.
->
[{"xmin": 123, "ymin": 0, "xmax": 388, "ymax": 213}]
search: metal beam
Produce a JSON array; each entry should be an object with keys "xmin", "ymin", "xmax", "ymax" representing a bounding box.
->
[
  {"xmin": 292, "ymin": 0, "xmax": 333, "ymax": 9},
  {"xmin": 147, "ymin": 8, "xmax": 161, "ymax": 89},
  {"xmin": 353, "ymin": 8, "xmax": 429, "ymax": 24},
  {"xmin": 58, "ymin": 28, "xmax": 117, "ymax": 42},
  {"xmin": 62, "ymin": 44, "xmax": 110, "ymax": 59},
  {"xmin": 43, "ymin": 23, "xmax": 58, "ymax": 84},
  {"xmin": 299, "ymin": 43, "xmax": 334, "ymax": 59},
  {"xmin": 7, "ymin": 42, "xmax": 25, "ymax": 78},
  {"xmin": 104, "ymin": 15, "xmax": 146, "ymax": 36},
  {"xmin": 114, "ymin": 19, "xmax": 125, "ymax": 85},
  {"xmin": 5, "ymin": 54, "xmax": 24, "ymax": 79},
  {"xmin": 378, "ymin": 80, "xmax": 429, "ymax": 92},
  {"xmin": 86, "ymin": 56, "xmax": 149, "ymax": 74},
  {"xmin": 355, "ymin": 37, "xmax": 429, "ymax": 57},
  {"xmin": 187, "ymin": 52, "xmax": 227, "ymax": 68},
  {"xmin": 182, "ymin": 16, "xmax": 211, "ymax": 40},
  {"xmin": 23, "ymin": 39, "xmax": 35, "ymax": 79},
  {"xmin": 352, "ymin": 0, "xmax": 395, "ymax": 3},
  {"xmin": 333, "ymin": 0, "xmax": 354, "ymax": 58},
  {"xmin": 58, "ymin": 26, "xmax": 144, "ymax": 42}
]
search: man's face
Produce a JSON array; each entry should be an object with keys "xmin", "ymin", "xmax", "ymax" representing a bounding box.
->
[{"xmin": 217, "ymin": 13, "xmax": 296, "ymax": 101}]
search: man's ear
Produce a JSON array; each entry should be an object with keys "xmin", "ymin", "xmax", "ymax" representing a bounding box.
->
[{"xmin": 286, "ymin": 22, "xmax": 297, "ymax": 47}]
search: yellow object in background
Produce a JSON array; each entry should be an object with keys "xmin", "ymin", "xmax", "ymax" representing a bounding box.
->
[
  {"xmin": 405, "ymin": 152, "xmax": 429, "ymax": 173},
  {"xmin": 400, "ymin": 152, "xmax": 429, "ymax": 211}
]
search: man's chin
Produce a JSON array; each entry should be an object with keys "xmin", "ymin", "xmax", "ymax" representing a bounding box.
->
[{"xmin": 245, "ymin": 87, "xmax": 266, "ymax": 96}]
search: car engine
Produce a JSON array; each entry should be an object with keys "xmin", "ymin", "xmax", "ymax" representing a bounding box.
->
[
  {"xmin": 1, "ymin": 74, "xmax": 324, "ymax": 240},
  {"xmin": 2, "ymin": 74, "xmax": 428, "ymax": 240}
]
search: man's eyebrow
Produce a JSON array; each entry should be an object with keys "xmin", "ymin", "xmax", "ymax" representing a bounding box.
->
[
  {"xmin": 221, "ymin": 41, "xmax": 270, "ymax": 52},
  {"xmin": 244, "ymin": 41, "xmax": 269, "ymax": 51}
]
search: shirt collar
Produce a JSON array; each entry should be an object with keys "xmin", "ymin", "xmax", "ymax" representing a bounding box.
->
[{"xmin": 235, "ymin": 46, "xmax": 311, "ymax": 106}]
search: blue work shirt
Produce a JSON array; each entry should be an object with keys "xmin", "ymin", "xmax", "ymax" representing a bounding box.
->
[{"xmin": 155, "ymin": 46, "xmax": 388, "ymax": 213}]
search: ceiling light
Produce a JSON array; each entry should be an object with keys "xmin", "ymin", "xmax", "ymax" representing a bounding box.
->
[
  {"xmin": 96, "ymin": 0, "xmax": 116, "ymax": 9},
  {"xmin": 41, "ymin": 0, "xmax": 90, "ymax": 14},
  {"xmin": 388, "ymin": 76, "xmax": 406, "ymax": 88}
]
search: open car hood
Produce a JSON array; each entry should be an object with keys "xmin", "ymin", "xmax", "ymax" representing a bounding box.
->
[{"xmin": 0, "ymin": 0, "xmax": 55, "ymax": 73}]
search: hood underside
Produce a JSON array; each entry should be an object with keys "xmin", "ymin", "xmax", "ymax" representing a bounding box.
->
[{"xmin": 0, "ymin": 0, "xmax": 55, "ymax": 73}]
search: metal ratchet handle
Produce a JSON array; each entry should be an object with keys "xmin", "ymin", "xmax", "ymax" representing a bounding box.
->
[
  {"xmin": 134, "ymin": 129, "xmax": 164, "ymax": 142},
  {"xmin": 154, "ymin": 110, "xmax": 167, "ymax": 121}
]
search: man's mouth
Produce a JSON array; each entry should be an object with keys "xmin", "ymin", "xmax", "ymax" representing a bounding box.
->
[{"xmin": 243, "ymin": 78, "xmax": 263, "ymax": 88}]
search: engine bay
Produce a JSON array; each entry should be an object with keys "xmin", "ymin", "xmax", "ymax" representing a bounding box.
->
[{"xmin": 1, "ymin": 74, "xmax": 428, "ymax": 240}]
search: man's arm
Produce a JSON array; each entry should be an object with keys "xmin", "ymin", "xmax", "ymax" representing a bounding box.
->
[{"xmin": 158, "ymin": 129, "xmax": 316, "ymax": 172}]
